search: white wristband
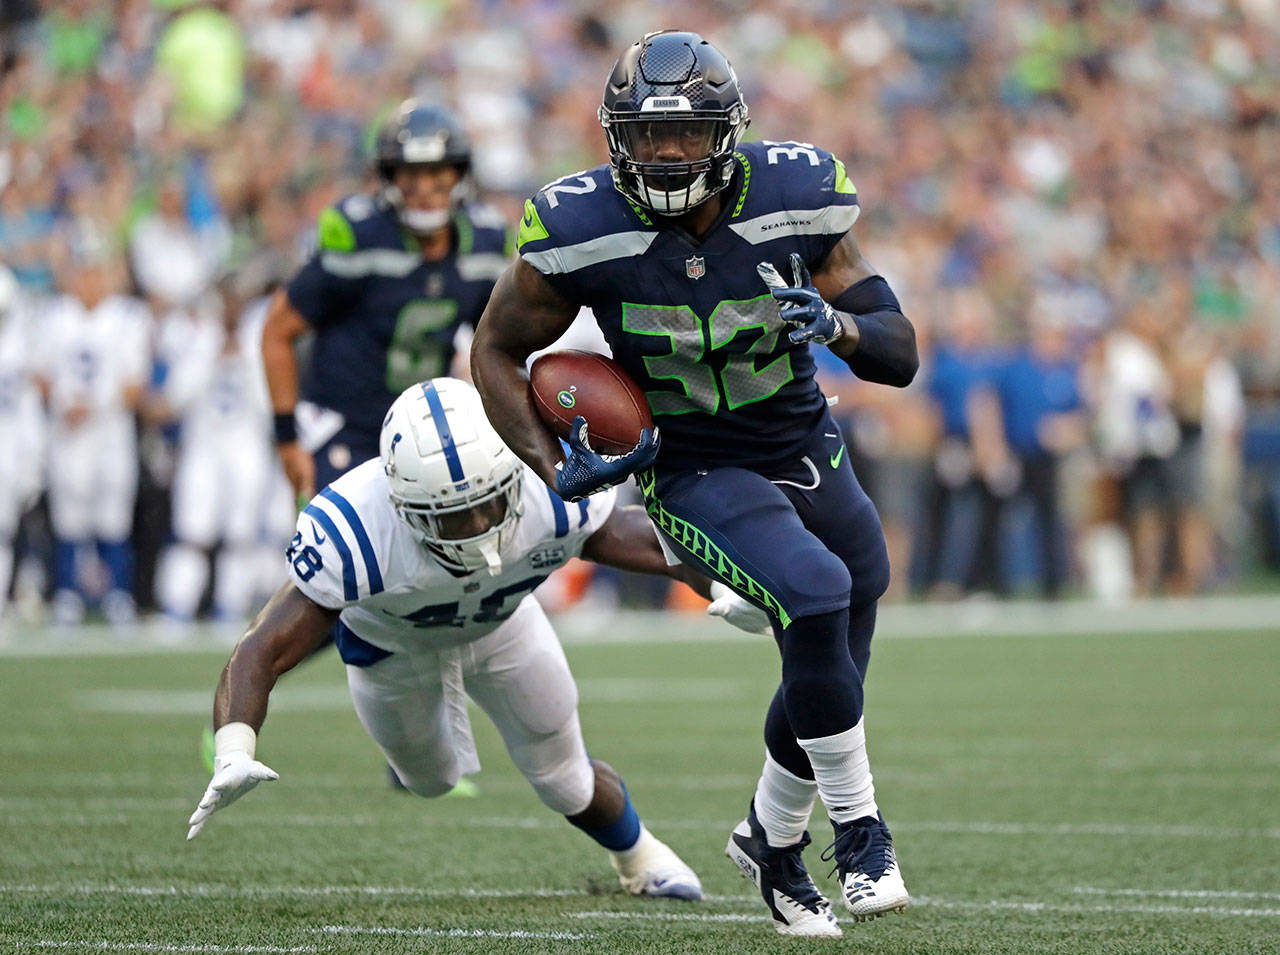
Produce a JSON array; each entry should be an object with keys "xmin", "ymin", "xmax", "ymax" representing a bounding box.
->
[{"xmin": 214, "ymin": 722, "xmax": 257, "ymax": 760}]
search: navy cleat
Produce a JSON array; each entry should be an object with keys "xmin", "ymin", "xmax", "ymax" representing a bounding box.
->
[
  {"xmin": 726, "ymin": 802, "xmax": 841, "ymax": 937},
  {"xmin": 820, "ymin": 812, "xmax": 910, "ymax": 920}
]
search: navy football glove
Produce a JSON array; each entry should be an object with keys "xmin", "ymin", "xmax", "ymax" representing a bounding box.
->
[
  {"xmin": 554, "ymin": 415, "xmax": 660, "ymax": 502},
  {"xmin": 758, "ymin": 253, "xmax": 845, "ymax": 346}
]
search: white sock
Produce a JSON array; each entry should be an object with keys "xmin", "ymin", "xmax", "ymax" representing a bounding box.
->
[
  {"xmin": 753, "ymin": 753, "xmax": 817, "ymax": 847},
  {"xmin": 796, "ymin": 717, "xmax": 878, "ymax": 825}
]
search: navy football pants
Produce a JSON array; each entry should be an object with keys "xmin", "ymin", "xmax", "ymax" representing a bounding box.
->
[{"xmin": 642, "ymin": 416, "xmax": 890, "ymax": 780}]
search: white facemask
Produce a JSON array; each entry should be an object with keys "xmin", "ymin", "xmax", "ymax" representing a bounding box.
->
[{"xmin": 400, "ymin": 207, "xmax": 451, "ymax": 234}]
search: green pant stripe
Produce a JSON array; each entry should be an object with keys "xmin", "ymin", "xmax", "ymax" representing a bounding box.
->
[{"xmin": 637, "ymin": 469, "xmax": 792, "ymax": 629}]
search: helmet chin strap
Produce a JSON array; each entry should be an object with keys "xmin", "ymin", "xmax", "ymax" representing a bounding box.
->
[{"xmin": 477, "ymin": 537, "xmax": 503, "ymax": 576}]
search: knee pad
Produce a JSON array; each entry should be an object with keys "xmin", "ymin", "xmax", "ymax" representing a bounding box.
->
[
  {"xmin": 394, "ymin": 762, "xmax": 461, "ymax": 799},
  {"xmin": 779, "ymin": 543, "xmax": 852, "ymax": 617},
  {"xmin": 849, "ymin": 541, "xmax": 891, "ymax": 610},
  {"xmin": 524, "ymin": 746, "xmax": 594, "ymax": 816}
]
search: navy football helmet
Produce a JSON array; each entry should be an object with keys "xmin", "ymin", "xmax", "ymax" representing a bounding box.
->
[
  {"xmin": 374, "ymin": 100, "xmax": 472, "ymax": 232},
  {"xmin": 599, "ymin": 31, "xmax": 749, "ymax": 216}
]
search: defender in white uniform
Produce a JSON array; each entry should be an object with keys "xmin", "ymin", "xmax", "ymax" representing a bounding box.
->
[
  {"xmin": 187, "ymin": 379, "xmax": 744, "ymax": 898},
  {"xmin": 34, "ymin": 253, "xmax": 150, "ymax": 625}
]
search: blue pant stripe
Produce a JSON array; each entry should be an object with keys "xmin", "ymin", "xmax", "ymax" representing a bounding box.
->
[
  {"xmin": 546, "ymin": 486, "xmax": 569, "ymax": 538},
  {"xmin": 576, "ymin": 499, "xmax": 590, "ymax": 528},
  {"xmin": 303, "ymin": 504, "xmax": 357, "ymax": 601},
  {"xmin": 319, "ymin": 488, "xmax": 383, "ymax": 595}
]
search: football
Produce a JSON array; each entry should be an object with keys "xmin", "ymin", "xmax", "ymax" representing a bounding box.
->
[{"xmin": 529, "ymin": 350, "xmax": 653, "ymax": 455}]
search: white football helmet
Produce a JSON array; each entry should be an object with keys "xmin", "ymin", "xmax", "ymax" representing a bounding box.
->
[{"xmin": 380, "ymin": 378, "xmax": 524, "ymax": 575}]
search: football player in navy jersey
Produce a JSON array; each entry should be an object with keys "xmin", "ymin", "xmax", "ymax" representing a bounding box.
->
[
  {"xmin": 263, "ymin": 100, "xmax": 512, "ymax": 501},
  {"xmin": 471, "ymin": 32, "xmax": 919, "ymax": 937}
]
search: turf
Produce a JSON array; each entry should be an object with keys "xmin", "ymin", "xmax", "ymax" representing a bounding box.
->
[{"xmin": 1, "ymin": 616, "xmax": 1277, "ymax": 953}]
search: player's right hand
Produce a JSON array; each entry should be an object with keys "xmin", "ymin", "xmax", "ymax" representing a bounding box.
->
[
  {"xmin": 186, "ymin": 752, "xmax": 279, "ymax": 840},
  {"xmin": 277, "ymin": 441, "xmax": 315, "ymax": 502},
  {"xmin": 554, "ymin": 415, "xmax": 659, "ymax": 502}
]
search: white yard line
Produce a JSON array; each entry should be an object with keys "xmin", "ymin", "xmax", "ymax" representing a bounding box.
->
[
  {"xmin": 25, "ymin": 943, "xmax": 315, "ymax": 953},
  {"xmin": 319, "ymin": 924, "xmax": 591, "ymax": 940},
  {"xmin": 913, "ymin": 896, "xmax": 1280, "ymax": 919},
  {"xmin": 0, "ymin": 882, "xmax": 751, "ymax": 905},
  {"xmin": 566, "ymin": 894, "xmax": 1280, "ymax": 922},
  {"xmin": 4, "ymin": 811, "xmax": 1278, "ymax": 841},
  {"xmin": 1072, "ymin": 886, "xmax": 1280, "ymax": 902}
]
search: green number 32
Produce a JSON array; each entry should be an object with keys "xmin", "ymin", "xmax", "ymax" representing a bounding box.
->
[{"xmin": 621, "ymin": 295, "xmax": 794, "ymax": 416}]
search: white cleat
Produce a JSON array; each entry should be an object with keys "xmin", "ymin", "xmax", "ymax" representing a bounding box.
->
[
  {"xmin": 610, "ymin": 825, "xmax": 703, "ymax": 900},
  {"xmin": 726, "ymin": 803, "xmax": 842, "ymax": 937},
  {"xmin": 822, "ymin": 812, "xmax": 910, "ymax": 921}
]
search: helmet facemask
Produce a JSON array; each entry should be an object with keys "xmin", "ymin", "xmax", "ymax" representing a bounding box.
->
[
  {"xmin": 600, "ymin": 110, "xmax": 745, "ymax": 215},
  {"xmin": 392, "ymin": 467, "xmax": 523, "ymax": 576}
]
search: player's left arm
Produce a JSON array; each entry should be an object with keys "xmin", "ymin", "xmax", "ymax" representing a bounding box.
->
[
  {"xmin": 814, "ymin": 230, "xmax": 918, "ymax": 387},
  {"xmin": 579, "ymin": 504, "xmax": 712, "ymax": 599},
  {"xmin": 762, "ymin": 231, "xmax": 919, "ymax": 388}
]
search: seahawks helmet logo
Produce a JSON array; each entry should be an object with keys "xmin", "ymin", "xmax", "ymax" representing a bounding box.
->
[{"xmin": 557, "ymin": 386, "xmax": 577, "ymax": 408}]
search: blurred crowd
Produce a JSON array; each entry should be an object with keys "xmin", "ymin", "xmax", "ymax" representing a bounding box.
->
[{"xmin": 3, "ymin": 0, "xmax": 1280, "ymax": 628}]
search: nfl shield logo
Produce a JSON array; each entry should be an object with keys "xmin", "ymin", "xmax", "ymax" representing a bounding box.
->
[{"xmin": 685, "ymin": 256, "xmax": 706, "ymax": 280}]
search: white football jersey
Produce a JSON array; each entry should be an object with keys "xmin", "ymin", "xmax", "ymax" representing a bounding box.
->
[
  {"xmin": 288, "ymin": 459, "xmax": 616, "ymax": 652},
  {"xmin": 37, "ymin": 293, "xmax": 150, "ymax": 422}
]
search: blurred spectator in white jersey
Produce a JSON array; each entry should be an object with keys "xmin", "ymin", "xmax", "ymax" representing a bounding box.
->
[
  {"xmin": 0, "ymin": 265, "xmax": 44, "ymax": 624},
  {"xmin": 34, "ymin": 236, "xmax": 151, "ymax": 626},
  {"xmin": 155, "ymin": 281, "xmax": 286, "ymax": 624},
  {"xmin": 129, "ymin": 168, "xmax": 230, "ymax": 312},
  {"xmin": 1087, "ymin": 298, "xmax": 1180, "ymax": 600}
]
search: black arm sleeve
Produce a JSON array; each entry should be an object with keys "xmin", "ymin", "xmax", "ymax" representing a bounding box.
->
[{"xmin": 832, "ymin": 275, "xmax": 919, "ymax": 388}]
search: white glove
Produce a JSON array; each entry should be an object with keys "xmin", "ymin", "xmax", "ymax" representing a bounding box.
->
[
  {"xmin": 187, "ymin": 751, "xmax": 278, "ymax": 840},
  {"xmin": 706, "ymin": 582, "xmax": 773, "ymax": 635}
]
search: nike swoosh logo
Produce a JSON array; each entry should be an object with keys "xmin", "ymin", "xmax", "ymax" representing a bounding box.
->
[
  {"xmin": 312, "ymin": 521, "xmax": 326, "ymax": 545},
  {"xmin": 830, "ymin": 446, "xmax": 845, "ymax": 469}
]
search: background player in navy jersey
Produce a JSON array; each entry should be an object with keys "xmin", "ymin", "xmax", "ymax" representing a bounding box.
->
[
  {"xmin": 263, "ymin": 100, "xmax": 511, "ymax": 501},
  {"xmin": 471, "ymin": 32, "xmax": 919, "ymax": 937}
]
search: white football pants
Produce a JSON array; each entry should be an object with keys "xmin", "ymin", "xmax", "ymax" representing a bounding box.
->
[{"xmin": 345, "ymin": 598, "xmax": 595, "ymax": 816}]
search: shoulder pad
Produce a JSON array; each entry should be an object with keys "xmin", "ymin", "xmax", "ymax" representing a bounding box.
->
[
  {"xmin": 728, "ymin": 141, "xmax": 860, "ymax": 242},
  {"xmin": 455, "ymin": 203, "xmax": 512, "ymax": 278},
  {"xmin": 316, "ymin": 194, "xmax": 398, "ymax": 253},
  {"xmin": 463, "ymin": 202, "xmax": 508, "ymax": 233},
  {"xmin": 518, "ymin": 165, "xmax": 656, "ymax": 276},
  {"xmin": 289, "ymin": 465, "xmax": 391, "ymax": 606}
]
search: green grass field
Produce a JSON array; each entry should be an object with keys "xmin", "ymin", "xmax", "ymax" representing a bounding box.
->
[{"xmin": 1, "ymin": 608, "xmax": 1277, "ymax": 953}]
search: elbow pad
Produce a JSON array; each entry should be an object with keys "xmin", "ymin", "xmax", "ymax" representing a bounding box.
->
[{"xmin": 831, "ymin": 276, "xmax": 919, "ymax": 387}]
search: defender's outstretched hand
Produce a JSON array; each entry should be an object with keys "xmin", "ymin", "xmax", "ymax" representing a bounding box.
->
[
  {"xmin": 758, "ymin": 253, "xmax": 844, "ymax": 346},
  {"xmin": 706, "ymin": 582, "xmax": 773, "ymax": 635},
  {"xmin": 554, "ymin": 415, "xmax": 659, "ymax": 502},
  {"xmin": 187, "ymin": 752, "xmax": 279, "ymax": 840}
]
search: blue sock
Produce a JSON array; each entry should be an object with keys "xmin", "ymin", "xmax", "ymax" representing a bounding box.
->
[
  {"xmin": 53, "ymin": 540, "xmax": 81, "ymax": 593},
  {"xmin": 96, "ymin": 539, "xmax": 133, "ymax": 593},
  {"xmin": 569, "ymin": 779, "xmax": 641, "ymax": 852}
]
